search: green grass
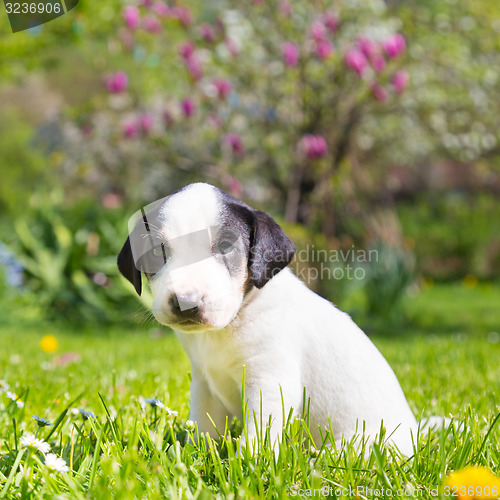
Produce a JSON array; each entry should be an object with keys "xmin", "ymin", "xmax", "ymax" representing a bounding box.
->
[{"xmin": 0, "ymin": 283, "xmax": 499, "ymax": 498}]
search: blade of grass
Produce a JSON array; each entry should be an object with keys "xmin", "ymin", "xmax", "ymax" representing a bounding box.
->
[
  {"xmin": 46, "ymin": 391, "xmax": 85, "ymax": 440},
  {"xmin": 0, "ymin": 448, "xmax": 25, "ymax": 499},
  {"xmin": 88, "ymin": 424, "xmax": 105, "ymax": 491}
]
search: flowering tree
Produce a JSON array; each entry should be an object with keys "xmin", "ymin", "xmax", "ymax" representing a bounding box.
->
[{"xmin": 72, "ymin": 0, "xmax": 409, "ymax": 236}]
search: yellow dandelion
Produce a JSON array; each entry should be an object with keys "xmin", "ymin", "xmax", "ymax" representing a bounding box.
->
[
  {"xmin": 463, "ymin": 274, "xmax": 478, "ymax": 289},
  {"xmin": 445, "ymin": 466, "xmax": 500, "ymax": 500},
  {"xmin": 40, "ymin": 335, "xmax": 58, "ymax": 353}
]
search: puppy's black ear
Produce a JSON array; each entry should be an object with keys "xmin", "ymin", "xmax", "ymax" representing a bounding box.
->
[
  {"xmin": 117, "ymin": 236, "xmax": 142, "ymax": 295},
  {"xmin": 249, "ymin": 210, "xmax": 296, "ymax": 289}
]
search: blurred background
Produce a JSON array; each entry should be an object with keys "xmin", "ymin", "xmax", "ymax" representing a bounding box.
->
[{"xmin": 1, "ymin": 0, "xmax": 500, "ymax": 334}]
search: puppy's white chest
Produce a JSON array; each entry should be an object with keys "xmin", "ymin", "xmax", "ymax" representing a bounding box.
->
[{"xmin": 176, "ymin": 330, "xmax": 243, "ymax": 415}]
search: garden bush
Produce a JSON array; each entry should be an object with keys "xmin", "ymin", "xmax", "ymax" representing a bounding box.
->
[
  {"xmin": 6, "ymin": 195, "xmax": 148, "ymax": 324},
  {"xmin": 56, "ymin": 0, "xmax": 410, "ymax": 236}
]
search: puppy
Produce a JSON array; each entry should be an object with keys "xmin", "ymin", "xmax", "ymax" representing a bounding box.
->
[{"xmin": 118, "ymin": 183, "xmax": 420, "ymax": 454}]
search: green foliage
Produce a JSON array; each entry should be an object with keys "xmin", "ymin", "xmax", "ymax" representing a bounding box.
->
[
  {"xmin": 9, "ymin": 195, "xmax": 147, "ymax": 323},
  {"xmin": 0, "ymin": 110, "xmax": 47, "ymax": 213},
  {"xmin": 363, "ymin": 241, "xmax": 415, "ymax": 319},
  {"xmin": 398, "ymin": 195, "xmax": 500, "ymax": 280}
]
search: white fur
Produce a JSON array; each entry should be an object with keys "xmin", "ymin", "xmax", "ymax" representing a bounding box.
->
[
  {"xmin": 175, "ymin": 269, "xmax": 418, "ymax": 454},
  {"xmin": 144, "ymin": 183, "xmax": 421, "ymax": 454}
]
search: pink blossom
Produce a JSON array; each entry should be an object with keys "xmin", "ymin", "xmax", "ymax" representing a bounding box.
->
[
  {"xmin": 315, "ymin": 39, "xmax": 334, "ymax": 60},
  {"xmin": 281, "ymin": 42, "xmax": 299, "ymax": 67},
  {"xmin": 371, "ymin": 82, "xmax": 388, "ymax": 102},
  {"xmin": 122, "ymin": 119, "xmax": 140, "ymax": 139},
  {"xmin": 152, "ymin": 1, "xmax": 169, "ymax": 17},
  {"xmin": 213, "ymin": 18, "xmax": 225, "ymax": 37},
  {"xmin": 143, "ymin": 15, "xmax": 162, "ymax": 33},
  {"xmin": 171, "ymin": 6, "xmax": 193, "ymax": 28},
  {"xmin": 181, "ymin": 99, "xmax": 196, "ymax": 117},
  {"xmin": 323, "ymin": 10, "xmax": 339, "ymax": 33},
  {"xmin": 199, "ymin": 23, "xmax": 216, "ymax": 43},
  {"xmin": 53, "ymin": 352, "xmax": 81, "ymax": 367},
  {"xmin": 299, "ymin": 134, "xmax": 328, "ymax": 159},
  {"xmin": 139, "ymin": 113, "xmax": 154, "ymax": 134},
  {"xmin": 186, "ymin": 55, "xmax": 203, "ymax": 81},
  {"xmin": 81, "ymin": 123, "xmax": 93, "ymax": 137},
  {"xmin": 106, "ymin": 71, "xmax": 128, "ymax": 93},
  {"xmin": 358, "ymin": 37, "xmax": 375, "ymax": 60},
  {"xmin": 225, "ymin": 37, "xmax": 239, "ymax": 56},
  {"xmin": 140, "ymin": 0, "xmax": 153, "ymax": 7},
  {"xmin": 209, "ymin": 114, "xmax": 223, "ymax": 129},
  {"xmin": 208, "ymin": 113, "xmax": 222, "ymax": 129},
  {"xmin": 213, "ymin": 78, "xmax": 232, "ymax": 99},
  {"xmin": 119, "ymin": 28, "xmax": 135, "ymax": 49},
  {"xmin": 371, "ymin": 54, "xmax": 386, "ymax": 74},
  {"xmin": 392, "ymin": 70, "xmax": 410, "ymax": 93},
  {"xmin": 226, "ymin": 176, "xmax": 243, "ymax": 196},
  {"xmin": 345, "ymin": 49, "xmax": 368, "ymax": 77},
  {"xmin": 178, "ymin": 40, "xmax": 196, "ymax": 60},
  {"xmin": 223, "ymin": 133, "xmax": 245, "ymax": 156},
  {"xmin": 310, "ymin": 20, "xmax": 327, "ymax": 41},
  {"xmin": 162, "ymin": 109, "xmax": 174, "ymax": 127},
  {"xmin": 123, "ymin": 5, "xmax": 140, "ymax": 30},
  {"xmin": 279, "ymin": 0, "xmax": 292, "ymax": 17},
  {"xmin": 101, "ymin": 193, "xmax": 122, "ymax": 209},
  {"xmin": 383, "ymin": 33, "xmax": 406, "ymax": 59}
]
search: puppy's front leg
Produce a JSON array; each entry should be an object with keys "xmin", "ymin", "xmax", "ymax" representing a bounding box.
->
[
  {"xmin": 243, "ymin": 376, "xmax": 300, "ymax": 453},
  {"xmin": 189, "ymin": 367, "xmax": 229, "ymax": 440}
]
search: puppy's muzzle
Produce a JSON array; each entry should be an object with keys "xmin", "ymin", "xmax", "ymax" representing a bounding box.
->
[{"xmin": 168, "ymin": 292, "xmax": 204, "ymax": 323}]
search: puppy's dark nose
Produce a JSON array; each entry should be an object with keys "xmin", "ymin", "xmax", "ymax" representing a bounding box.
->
[{"xmin": 169, "ymin": 292, "xmax": 202, "ymax": 318}]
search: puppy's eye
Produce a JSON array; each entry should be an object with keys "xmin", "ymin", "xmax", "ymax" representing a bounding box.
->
[
  {"xmin": 152, "ymin": 243, "xmax": 169, "ymax": 262},
  {"xmin": 217, "ymin": 240, "xmax": 234, "ymax": 255}
]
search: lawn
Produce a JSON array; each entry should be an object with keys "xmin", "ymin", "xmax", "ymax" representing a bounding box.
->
[{"xmin": 0, "ymin": 283, "xmax": 498, "ymax": 498}]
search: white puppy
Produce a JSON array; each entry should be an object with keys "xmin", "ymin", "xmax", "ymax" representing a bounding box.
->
[{"xmin": 118, "ymin": 183, "xmax": 420, "ymax": 454}]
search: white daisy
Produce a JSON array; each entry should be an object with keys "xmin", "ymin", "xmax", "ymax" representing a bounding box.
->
[
  {"xmin": 0, "ymin": 380, "xmax": 10, "ymax": 392},
  {"xmin": 20, "ymin": 432, "xmax": 51, "ymax": 454},
  {"xmin": 165, "ymin": 407, "xmax": 179, "ymax": 417},
  {"xmin": 45, "ymin": 453, "xmax": 70, "ymax": 473},
  {"xmin": 6, "ymin": 391, "xmax": 17, "ymax": 401},
  {"xmin": 138, "ymin": 396, "xmax": 146, "ymax": 411},
  {"xmin": 70, "ymin": 408, "xmax": 81, "ymax": 417},
  {"xmin": 6, "ymin": 391, "xmax": 24, "ymax": 408},
  {"xmin": 144, "ymin": 397, "xmax": 165, "ymax": 409},
  {"xmin": 142, "ymin": 397, "xmax": 178, "ymax": 416}
]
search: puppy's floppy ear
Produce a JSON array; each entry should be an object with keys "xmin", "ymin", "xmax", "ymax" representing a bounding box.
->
[
  {"xmin": 117, "ymin": 236, "xmax": 142, "ymax": 295},
  {"xmin": 249, "ymin": 210, "xmax": 296, "ymax": 289}
]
